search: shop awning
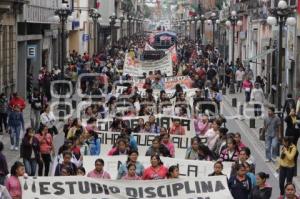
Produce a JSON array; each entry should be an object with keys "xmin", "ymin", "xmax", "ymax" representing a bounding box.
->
[{"xmin": 243, "ymin": 48, "xmax": 275, "ymax": 64}]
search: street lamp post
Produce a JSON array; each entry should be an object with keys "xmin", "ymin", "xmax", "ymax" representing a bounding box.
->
[
  {"xmin": 226, "ymin": 10, "xmax": 242, "ymax": 65},
  {"xmin": 109, "ymin": 13, "xmax": 117, "ymax": 46},
  {"xmin": 267, "ymin": 0, "xmax": 296, "ymax": 110},
  {"xmin": 54, "ymin": 4, "xmax": 72, "ymax": 83},
  {"xmin": 119, "ymin": 14, "xmax": 125, "ymax": 39},
  {"xmin": 89, "ymin": 8, "xmax": 101, "ymax": 54},
  {"xmin": 226, "ymin": 10, "xmax": 242, "ymax": 94},
  {"xmin": 200, "ymin": 15, "xmax": 206, "ymax": 43},
  {"xmin": 209, "ymin": 12, "xmax": 218, "ymax": 49}
]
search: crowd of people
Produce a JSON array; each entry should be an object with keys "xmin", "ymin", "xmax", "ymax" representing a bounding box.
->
[{"xmin": 0, "ymin": 33, "xmax": 299, "ymax": 199}]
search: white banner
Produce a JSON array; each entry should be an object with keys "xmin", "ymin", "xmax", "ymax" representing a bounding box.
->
[
  {"xmin": 95, "ymin": 114, "xmax": 196, "ymax": 136},
  {"xmin": 83, "ymin": 155, "xmax": 232, "ymax": 180},
  {"xmin": 20, "ymin": 176, "xmax": 233, "ymax": 199},
  {"xmin": 123, "ymin": 53, "xmax": 173, "ymax": 77},
  {"xmin": 97, "ymin": 131, "xmax": 207, "ymax": 158}
]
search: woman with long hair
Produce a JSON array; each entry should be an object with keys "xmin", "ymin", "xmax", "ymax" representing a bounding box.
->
[
  {"xmin": 20, "ymin": 128, "xmax": 40, "ymax": 176},
  {"xmin": 35, "ymin": 125, "xmax": 54, "ymax": 176},
  {"xmin": 5, "ymin": 161, "xmax": 25, "ymax": 199},
  {"xmin": 185, "ymin": 137, "xmax": 200, "ymax": 160},
  {"xmin": 142, "ymin": 155, "xmax": 168, "ymax": 180},
  {"xmin": 121, "ymin": 163, "xmax": 142, "ymax": 180},
  {"xmin": 160, "ymin": 132, "xmax": 175, "ymax": 158},
  {"xmin": 40, "ymin": 104, "xmax": 57, "ymax": 135},
  {"xmin": 117, "ymin": 150, "xmax": 144, "ymax": 179}
]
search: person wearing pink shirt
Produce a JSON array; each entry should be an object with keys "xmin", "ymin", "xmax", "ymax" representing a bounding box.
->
[
  {"xmin": 87, "ymin": 159, "xmax": 111, "ymax": 179},
  {"xmin": 242, "ymin": 76, "xmax": 253, "ymax": 103},
  {"xmin": 194, "ymin": 114, "xmax": 210, "ymax": 136},
  {"xmin": 169, "ymin": 120, "xmax": 185, "ymax": 135},
  {"xmin": 142, "ymin": 155, "xmax": 168, "ymax": 180},
  {"xmin": 160, "ymin": 132, "xmax": 175, "ymax": 158},
  {"xmin": 5, "ymin": 161, "xmax": 25, "ymax": 199},
  {"xmin": 234, "ymin": 132, "xmax": 246, "ymax": 151},
  {"xmin": 121, "ymin": 163, "xmax": 141, "ymax": 180}
]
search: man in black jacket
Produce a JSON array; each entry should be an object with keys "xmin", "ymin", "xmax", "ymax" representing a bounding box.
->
[{"xmin": 29, "ymin": 88, "xmax": 43, "ymax": 131}]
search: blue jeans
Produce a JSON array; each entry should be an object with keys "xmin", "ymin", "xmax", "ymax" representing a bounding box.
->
[
  {"xmin": 24, "ymin": 158, "xmax": 37, "ymax": 176},
  {"xmin": 265, "ymin": 136, "xmax": 279, "ymax": 160},
  {"xmin": 10, "ymin": 126, "xmax": 21, "ymax": 147}
]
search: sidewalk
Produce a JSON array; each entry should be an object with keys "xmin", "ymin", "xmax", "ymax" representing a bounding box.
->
[{"xmin": 222, "ymin": 90, "xmax": 300, "ymax": 189}]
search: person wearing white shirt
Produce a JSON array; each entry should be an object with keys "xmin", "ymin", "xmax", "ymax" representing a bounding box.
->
[
  {"xmin": 40, "ymin": 104, "xmax": 57, "ymax": 135},
  {"xmin": 235, "ymin": 67, "xmax": 245, "ymax": 93},
  {"xmin": 204, "ymin": 120, "xmax": 220, "ymax": 150},
  {"xmin": 250, "ymin": 83, "xmax": 264, "ymax": 117}
]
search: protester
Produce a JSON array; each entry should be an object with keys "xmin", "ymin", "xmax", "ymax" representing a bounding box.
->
[
  {"xmin": 233, "ymin": 132, "xmax": 246, "ymax": 151},
  {"xmin": 9, "ymin": 93, "xmax": 25, "ymax": 112},
  {"xmin": 204, "ymin": 120, "xmax": 221, "ymax": 150},
  {"xmin": 169, "ymin": 120, "xmax": 185, "ymax": 135},
  {"xmin": 54, "ymin": 151, "xmax": 77, "ymax": 176},
  {"xmin": 20, "ymin": 128, "xmax": 40, "ymax": 176},
  {"xmin": 0, "ymin": 142, "xmax": 8, "ymax": 186},
  {"xmin": 29, "ymin": 88, "xmax": 43, "ymax": 131},
  {"xmin": 251, "ymin": 83, "xmax": 264, "ymax": 117},
  {"xmin": 219, "ymin": 137, "xmax": 239, "ymax": 162},
  {"xmin": 76, "ymin": 167, "xmax": 86, "ymax": 176},
  {"xmin": 5, "ymin": 161, "xmax": 25, "ymax": 199},
  {"xmin": 35, "ymin": 125, "xmax": 54, "ymax": 176},
  {"xmin": 117, "ymin": 150, "xmax": 144, "ymax": 179},
  {"xmin": 228, "ymin": 164, "xmax": 252, "ymax": 199},
  {"xmin": 167, "ymin": 165, "xmax": 179, "ymax": 179},
  {"xmin": 40, "ymin": 104, "xmax": 57, "ymax": 136},
  {"xmin": 145, "ymin": 137, "xmax": 171, "ymax": 157},
  {"xmin": 278, "ymin": 137, "xmax": 297, "ymax": 196},
  {"xmin": 160, "ymin": 132, "xmax": 175, "ymax": 158},
  {"xmin": 121, "ymin": 163, "xmax": 142, "ymax": 180},
  {"xmin": 142, "ymin": 155, "xmax": 168, "ymax": 180},
  {"xmin": 264, "ymin": 107, "xmax": 282, "ymax": 162},
  {"xmin": 185, "ymin": 137, "xmax": 200, "ymax": 160},
  {"xmin": 8, "ymin": 105, "xmax": 24, "ymax": 151},
  {"xmin": 278, "ymin": 183, "xmax": 300, "ymax": 199},
  {"xmin": 283, "ymin": 94, "xmax": 296, "ymax": 115},
  {"xmin": 0, "ymin": 93, "xmax": 8, "ymax": 134},
  {"xmin": 87, "ymin": 159, "xmax": 111, "ymax": 179},
  {"xmin": 208, "ymin": 161, "xmax": 226, "ymax": 176},
  {"xmin": 242, "ymin": 76, "xmax": 253, "ymax": 103},
  {"xmin": 250, "ymin": 172, "xmax": 272, "ymax": 199},
  {"xmin": 285, "ymin": 108, "xmax": 299, "ymax": 145}
]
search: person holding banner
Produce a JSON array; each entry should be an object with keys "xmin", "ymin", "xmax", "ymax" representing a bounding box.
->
[
  {"xmin": 87, "ymin": 158, "xmax": 111, "ymax": 179},
  {"xmin": 208, "ymin": 161, "xmax": 226, "ymax": 177},
  {"xmin": 148, "ymin": 115, "xmax": 160, "ymax": 134},
  {"xmin": 169, "ymin": 120, "xmax": 185, "ymax": 135},
  {"xmin": 142, "ymin": 155, "xmax": 168, "ymax": 180},
  {"xmin": 219, "ymin": 137, "xmax": 240, "ymax": 162},
  {"xmin": 160, "ymin": 132, "xmax": 175, "ymax": 158},
  {"xmin": 117, "ymin": 150, "xmax": 144, "ymax": 179},
  {"xmin": 185, "ymin": 137, "xmax": 200, "ymax": 160},
  {"xmin": 54, "ymin": 151, "xmax": 77, "ymax": 176},
  {"xmin": 121, "ymin": 163, "xmax": 142, "ymax": 180},
  {"xmin": 145, "ymin": 137, "xmax": 171, "ymax": 157},
  {"xmin": 167, "ymin": 165, "xmax": 179, "ymax": 179},
  {"xmin": 5, "ymin": 161, "xmax": 24, "ymax": 199},
  {"xmin": 205, "ymin": 120, "xmax": 221, "ymax": 151}
]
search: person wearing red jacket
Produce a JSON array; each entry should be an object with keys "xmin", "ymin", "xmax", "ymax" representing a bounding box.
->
[{"xmin": 9, "ymin": 93, "xmax": 26, "ymax": 112}]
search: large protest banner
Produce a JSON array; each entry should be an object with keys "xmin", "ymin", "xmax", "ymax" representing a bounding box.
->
[
  {"xmin": 96, "ymin": 131, "xmax": 206, "ymax": 158},
  {"xmin": 123, "ymin": 52, "xmax": 173, "ymax": 77},
  {"xmin": 83, "ymin": 156, "xmax": 232, "ymax": 180},
  {"xmin": 21, "ymin": 176, "xmax": 233, "ymax": 199},
  {"xmin": 96, "ymin": 114, "xmax": 196, "ymax": 136},
  {"xmin": 130, "ymin": 76, "xmax": 193, "ymax": 90}
]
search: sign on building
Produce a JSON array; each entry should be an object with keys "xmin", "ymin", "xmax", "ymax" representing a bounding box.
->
[{"xmin": 27, "ymin": 45, "xmax": 37, "ymax": 59}]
